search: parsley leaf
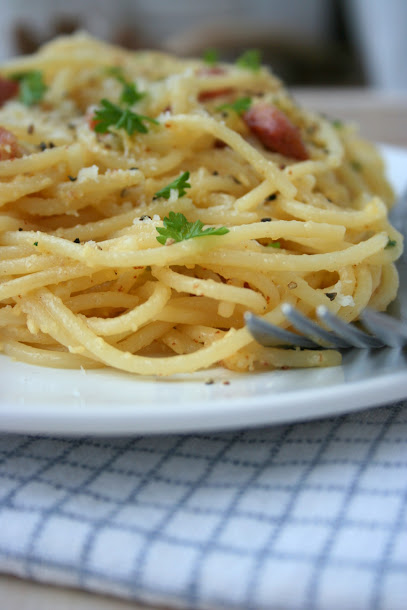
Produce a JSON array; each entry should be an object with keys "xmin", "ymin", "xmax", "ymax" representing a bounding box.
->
[
  {"xmin": 266, "ymin": 241, "xmax": 281, "ymax": 248},
  {"xmin": 331, "ymin": 119, "xmax": 343, "ymax": 129},
  {"xmin": 105, "ymin": 66, "xmax": 145, "ymax": 106},
  {"xmin": 156, "ymin": 211, "xmax": 229, "ymax": 245},
  {"xmin": 105, "ymin": 66, "xmax": 125, "ymax": 79},
  {"xmin": 203, "ymin": 48, "xmax": 219, "ymax": 66},
  {"xmin": 386, "ymin": 238, "xmax": 397, "ymax": 249},
  {"xmin": 217, "ymin": 96, "xmax": 252, "ymax": 115},
  {"xmin": 11, "ymin": 70, "xmax": 47, "ymax": 106},
  {"xmin": 92, "ymin": 99, "xmax": 158, "ymax": 135},
  {"xmin": 120, "ymin": 82, "xmax": 145, "ymax": 106},
  {"xmin": 236, "ymin": 49, "xmax": 261, "ymax": 71},
  {"xmin": 154, "ymin": 171, "xmax": 192, "ymax": 199},
  {"xmin": 350, "ymin": 160, "xmax": 363, "ymax": 172}
]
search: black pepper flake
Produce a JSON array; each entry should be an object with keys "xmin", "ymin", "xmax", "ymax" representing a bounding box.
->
[
  {"xmin": 261, "ymin": 217, "xmax": 272, "ymax": 222},
  {"xmin": 39, "ymin": 142, "xmax": 47, "ymax": 151},
  {"xmin": 212, "ymin": 171, "xmax": 219, "ymax": 176},
  {"xmin": 73, "ymin": 238, "xmax": 80, "ymax": 244},
  {"xmin": 306, "ymin": 124, "xmax": 318, "ymax": 135},
  {"xmin": 267, "ymin": 193, "xmax": 277, "ymax": 201},
  {"xmin": 27, "ymin": 124, "xmax": 35, "ymax": 135},
  {"xmin": 325, "ymin": 292, "xmax": 337, "ymax": 301},
  {"xmin": 140, "ymin": 215, "xmax": 151, "ymax": 221},
  {"xmin": 129, "ymin": 167, "xmax": 138, "ymax": 171},
  {"xmin": 68, "ymin": 175, "xmax": 77, "ymax": 182},
  {"xmin": 48, "ymin": 141, "xmax": 55, "ymax": 148},
  {"xmin": 232, "ymin": 176, "xmax": 242, "ymax": 185},
  {"xmin": 18, "ymin": 227, "xmax": 23, "ymax": 231},
  {"xmin": 205, "ymin": 379, "xmax": 215, "ymax": 385}
]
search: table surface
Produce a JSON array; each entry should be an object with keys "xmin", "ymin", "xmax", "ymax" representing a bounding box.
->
[{"xmin": 2, "ymin": 87, "xmax": 407, "ymax": 610}]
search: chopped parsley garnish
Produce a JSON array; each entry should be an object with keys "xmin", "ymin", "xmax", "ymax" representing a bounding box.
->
[
  {"xmin": 350, "ymin": 160, "xmax": 363, "ymax": 172},
  {"xmin": 217, "ymin": 96, "xmax": 252, "ymax": 115},
  {"xmin": 33, "ymin": 241, "xmax": 38, "ymax": 246},
  {"xmin": 120, "ymin": 81, "xmax": 145, "ymax": 106},
  {"xmin": 386, "ymin": 238, "xmax": 397, "ymax": 249},
  {"xmin": 154, "ymin": 171, "xmax": 191, "ymax": 200},
  {"xmin": 266, "ymin": 241, "xmax": 281, "ymax": 248},
  {"xmin": 105, "ymin": 66, "xmax": 145, "ymax": 106},
  {"xmin": 92, "ymin": 99, "xmax": 158, "ymax": 135},
  {"xmin": 156, "ymin": 211, "xmax": 229, "ymax": 245},
  {"xmin": 11, "ymin": 70, "xmax": 47, "ymax": 106},
  {"xmin": 203, "ymin": 48, "xmax": 219, "ymax": 66},
  {"xmin": 236, "ymin": 49, "xmax": 261, "ymax": 72},
  {"xmin": 332, "ymin": 119, "xmax": 343, "ymax": 129}
]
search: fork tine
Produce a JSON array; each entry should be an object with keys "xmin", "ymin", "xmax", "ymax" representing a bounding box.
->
[
  {"xmin": 316, "ymin": 305, "xmax": 384, "ymax": 348},
  {"xmin": 244, "ymin": 311, "xmax": 320, "ymax": 348},
  {"xmin": 361, "ymin": 309, "xmax": 407, "ymax": 348},
  {"xmin": 281, "ymin": 303, "xmax": 351, "ymax": 348}
]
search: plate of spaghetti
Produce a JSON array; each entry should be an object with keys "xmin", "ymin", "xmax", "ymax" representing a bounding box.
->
[{"xmin": 0, "ymin": 34, "xmax": 405, "ymax": 434}]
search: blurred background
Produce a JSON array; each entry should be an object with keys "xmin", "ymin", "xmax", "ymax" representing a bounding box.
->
[
  {"xmin": 0, "ymin": 0, "xmax": 405, "ymax": 143},
  {"xmin": 1, "ymin": 0, "xmax": 406, "ymax": 90}
]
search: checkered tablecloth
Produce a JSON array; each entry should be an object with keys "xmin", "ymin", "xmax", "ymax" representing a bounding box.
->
[{"xmin": 0, "ymin": 402, "xmax": 406, "ymax": 609}]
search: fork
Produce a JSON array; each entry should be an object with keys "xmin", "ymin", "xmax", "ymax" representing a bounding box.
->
[{"xmin": 244, "ymin": 304, "xmax": 407, "ymax": 350}]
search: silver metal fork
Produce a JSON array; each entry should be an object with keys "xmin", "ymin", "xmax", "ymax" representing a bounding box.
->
[{"xmin": 244, "ymin": 305, "xmax": 407, "ymax": 350}]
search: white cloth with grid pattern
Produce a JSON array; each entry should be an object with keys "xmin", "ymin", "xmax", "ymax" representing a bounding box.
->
[{"xmin": 0, "ymin": 402, "xmax": 406, "ymax": 610}]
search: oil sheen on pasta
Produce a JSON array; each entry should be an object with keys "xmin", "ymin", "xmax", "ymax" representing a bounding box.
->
[{"xmin": 0, "ymin": 34, "xmax": 402, "ymax": 375}]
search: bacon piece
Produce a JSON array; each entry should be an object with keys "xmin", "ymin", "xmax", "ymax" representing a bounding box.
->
[
  {"xmin": 197, "ymin": 66, "xmax": 225, "ymax": 77},
  {"xmin": 0, "ymin": 76, "xmax": 19, "ymax": 107},
  {"xmin": 243, "ymin": 103, "xmax": 309, "ymax": 160},
  {"xmin": 85, "ymin": 105, "xmax": 98, "ymax": 131},
  {"xmin": 197, "ymin": 66, "xmax": 234, "ymax": 102},
  {"xmin": 0, "ymin": 127, "xmax": 20, "ymax": 161},
  {"xmin": 198, "ymin": 87, "xmax": 234, "ymax": 102},
  {"xmin": 88, "ymin": 115, "xmax": 97, "ymax": 130}
]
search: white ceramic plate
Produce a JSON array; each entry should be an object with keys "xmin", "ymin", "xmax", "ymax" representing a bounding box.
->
[{"xmin": 1, "ymin": 146, "xmax": 406, "ymax": 435}]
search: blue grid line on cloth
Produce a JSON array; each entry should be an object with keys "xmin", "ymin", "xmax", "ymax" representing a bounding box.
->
[
  {"xmin": 185, "ymin": 424, "xmax": 295, "ymax": 607},
  {"xmin": 22, "ymin": 437, "xmax": 140, "ymax": 580},
  {"xmin": 129, "ymin": 430, "xmax": 251, "ymax": 598},
  {"xmin": 0, "ymin": 403, "xmax": 405, "ymax": 610},
  {"xmin": 371, "ymin": 479, "xmax": 407, "ymax": 609},
  {"xmin": 242, "ymin": 417, "xmax": 346, "ymax": 609},
  {"xmin": 78, "ymin": 435, "xmax": 191, "ymax": 588},
  {"xmin": 2, "ymin": 486, "xmax": 406, "ymax": 542},
  {"xmin": 304, "ymin": 403, "xmax": 403, "ymax": 609},
  {"xmin": 0, "ymin": 502, "xmax": 406, "ymax": 559},
  {"xmin": 1, "ymin": 467, "xmax": 406, "ymax": 509}
]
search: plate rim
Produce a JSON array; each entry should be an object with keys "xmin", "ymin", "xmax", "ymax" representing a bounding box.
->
[{"xmin": 1, "ymin": 363, "xmax": 407, "ymax": 435}]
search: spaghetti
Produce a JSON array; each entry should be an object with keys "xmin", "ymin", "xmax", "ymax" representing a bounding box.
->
[{"xmin": 0, "ymin": 34, "xmax": 402, "ymax": 375}]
